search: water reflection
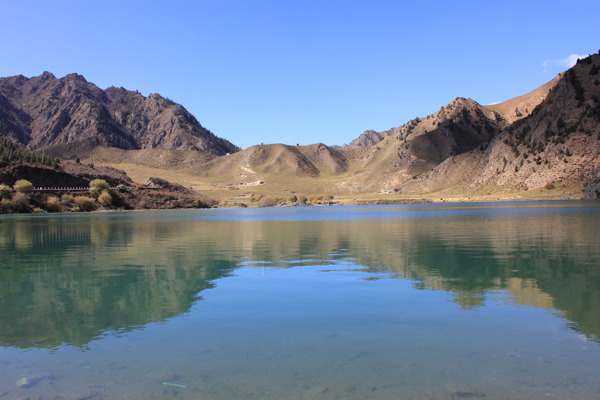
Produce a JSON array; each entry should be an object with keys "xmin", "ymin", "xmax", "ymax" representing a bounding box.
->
[{"xmin": 1, "ymin": 202, "xmax": 599, "ymax": 350}]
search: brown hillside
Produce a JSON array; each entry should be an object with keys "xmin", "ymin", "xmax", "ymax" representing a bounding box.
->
[
  {"xmin": 8, "ymin": 55, "xmax": 597, "ymax": 203},
  {"xmin": 420, "ymin": 54, "xmax": 600, "ymax": 197},
  {"xmin": 485, "ymin": 73, "xmax": 562, "ymax": 124},
  {"xmin": 0, "ymin": 72, "xmax": 239, "ymax": 157}
]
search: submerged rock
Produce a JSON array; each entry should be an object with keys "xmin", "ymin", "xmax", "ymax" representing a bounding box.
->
[{"xmin": 15, "ymin": 376, "xmax": 30, "ymax": 388}]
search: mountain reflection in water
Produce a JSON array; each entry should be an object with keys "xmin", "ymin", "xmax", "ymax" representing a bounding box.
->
[{"xmin": 0, "ymin": 202, "xmax": 599, "ymax": 350}]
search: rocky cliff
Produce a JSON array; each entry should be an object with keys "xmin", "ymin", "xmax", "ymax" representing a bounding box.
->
[{"xmin": 0, "ymin": 72, "xmax": 239, "ymax": 156}]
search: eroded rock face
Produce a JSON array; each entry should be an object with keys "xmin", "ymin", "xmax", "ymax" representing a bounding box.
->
[
  {"xmin": 420, "ymin": 54, "xmax": 600, "ymax": 194},
  {"xmin": 0, "ymin": 72, "xmax": 239, "ymax": 156},
  {"xmin": 582, "ymin": 176, "xmax": 600, "ymax": 200}
]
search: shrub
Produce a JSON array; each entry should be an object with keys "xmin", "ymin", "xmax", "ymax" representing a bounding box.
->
[
  {"xmin": 11, "ymin": 192, "xmax": 30, "ymax": 212},
  {"xmin": 297, "ymin": 194, "xmax": 307, "ymax": 204},
  {"xmin": 98, "ymin": 191, "xmax": 113, "ymax": 207},
  {"xmin": 196, "ymin": 195, "xmax": 218, "ymax": 208},
  {"xmin": 0, "ymin": 198, "xmax": 11, "ymax": 213},
  {"xmin": 544, "ymin": 182, "xmax": 555, "ymax": 190},
  {"xmin": 258, "ymin": 196, "xmax": 276, "ymax": 207},
  {"xmin": 13, "ymin": 179, "xmax": 33, "ymax": 194},
  {"xmin": 89, "ymin": 179, "xmax": 110, "ymax": 196},
  {"xmin": 74, "ymin": 196, "xmax": 96, "ymax": 211},
  {"xmin": 324, "ymin": 194, "xmax": 334, "ymax": 200},
  {"xmin": 0, "ymin": 184, "xmax": 11, "ymax": 199},
  {"xmin": 62, "ymin": 193, "xmax": 75, "ymax": 203},
  {"xmin": 46, "ymin": 196, "xmax": 61, "ymax": 212}
]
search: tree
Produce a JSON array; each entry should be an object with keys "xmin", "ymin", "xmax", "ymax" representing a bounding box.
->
[{"xmin": 13, "ymin": 179, "xmax": 33, "ymax": 194}]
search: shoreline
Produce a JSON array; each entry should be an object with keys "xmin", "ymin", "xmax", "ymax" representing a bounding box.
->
[{"xmin": 1, "ymin": 195, "xmax": 593, "ymax": 217}]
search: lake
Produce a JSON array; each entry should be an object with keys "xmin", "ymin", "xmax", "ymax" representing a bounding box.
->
[{"xmin": 1, "ymin": 202, "xmax": 600, "ymax": 399}]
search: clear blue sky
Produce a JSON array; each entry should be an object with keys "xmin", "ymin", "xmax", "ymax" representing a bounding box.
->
[{"xmin": 1, "ymin": 0, "xmax": 598, "ymax": 149}]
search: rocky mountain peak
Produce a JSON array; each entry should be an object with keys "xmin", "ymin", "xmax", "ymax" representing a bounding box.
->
[{"xmin": 0, "ymin": 72, "xmax": 240, "ymax": 158}]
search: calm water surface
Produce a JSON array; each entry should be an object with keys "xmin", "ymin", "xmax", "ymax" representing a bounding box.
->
[{"xmin": 1, "ymin": 202, "xmax": 600, "ymax": 399}]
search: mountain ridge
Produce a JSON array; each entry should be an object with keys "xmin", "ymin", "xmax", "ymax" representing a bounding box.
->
[
  {"xmin": 0, "ymin": 72, "xmax": 240, "ymax": 156},
  {"xmin": 2, "ymin": 54, "xmax": 600, "ymax": 201}
]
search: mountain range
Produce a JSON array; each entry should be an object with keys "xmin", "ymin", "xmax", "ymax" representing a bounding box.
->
[
  {"xmin": 1, "ymin": 53, "xmax": 599, "ymax": 201},
  {"xmin": 0, "ymin": 72, "xmax": 238, "ymax": 155}
]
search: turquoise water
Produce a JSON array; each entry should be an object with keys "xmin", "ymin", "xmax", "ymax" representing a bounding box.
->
[{"xmin": 1, "ymin": 202, "xmax": 600, "ymax": 399}]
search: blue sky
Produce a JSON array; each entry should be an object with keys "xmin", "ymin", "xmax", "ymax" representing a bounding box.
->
[{"xmin": 1, "ymin": 0, "xmax": 598, "ymax": 149}]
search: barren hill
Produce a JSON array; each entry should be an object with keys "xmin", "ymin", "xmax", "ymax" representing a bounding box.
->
[
  {"xmin": 90, "ymin": 55, "xmax": 600, "ymax": 201},
  {"xmin": 190, "ymin": 142, "xmax": 349, "ymax": 183},
  {"xmin": 420, "ymin": 54, "xmax": 600, "ymax": 197},
  {"xmin": 484, "ymin": 73, "xmax": 562, "ymax": 124},
  {"xmin": 0, "ymin": 72, "xmax": 239, "ymax": 157}
]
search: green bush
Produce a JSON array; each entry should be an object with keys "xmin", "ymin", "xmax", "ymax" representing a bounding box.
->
[
  {"xmin": 0, "ymin": 184, "xmax": 11, "ymax": 199},
  {"xmin": 74, "ymin": 196, "xmax": 96, "ymax": 212},
  {"xmin": 13, "ymin": 179, "xmax": 33, "ymax": 194}
]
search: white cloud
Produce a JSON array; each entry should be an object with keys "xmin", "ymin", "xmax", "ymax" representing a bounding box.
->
[{"xmin": 542, "ymin": 54, "xmax": 589, "ymax": 72}]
